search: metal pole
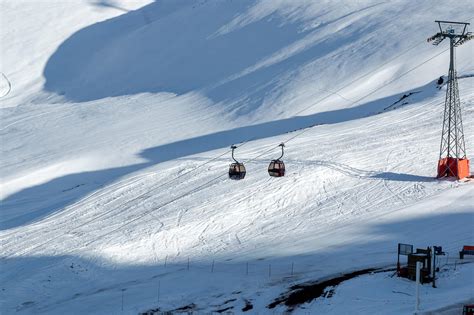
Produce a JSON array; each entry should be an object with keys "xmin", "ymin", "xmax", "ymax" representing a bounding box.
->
[
  {"xmin": 397, "ymin": 244, "xmax": 400, "ymax": 275},
  {"xmin": 432, "ymin": 247, "xmax": 436, "ymax": 288},
  {"xmin": 121, "ymin": 289, "xmax": 125, "ymax": 313},
  {"xmin": 415, "ymin": 261, "xmax": 421, "ymax": 313},
  {"xmin": 157, "ymin": 280, "xmax": 161, "ymax": 302}
]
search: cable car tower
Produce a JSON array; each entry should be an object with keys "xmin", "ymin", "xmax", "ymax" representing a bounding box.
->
[{"xmin": 428, "ymin": 21, "xmax": 473, "ymax": 179}]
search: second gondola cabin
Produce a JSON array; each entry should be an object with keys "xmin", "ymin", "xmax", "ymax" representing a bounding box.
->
[
  {"xmin": 268, "ymin": 143, "xmax": 286, "ymax": 177},
  {"xmin": 268, "ymin": 160, "xmax": 285, "ymax": 177}
]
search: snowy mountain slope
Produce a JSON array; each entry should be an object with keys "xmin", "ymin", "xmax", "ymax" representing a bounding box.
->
[
  {"xmin": 1, "ymin": 0, "xmax": 474, "ymax": 314},
  {"xmin": 38, "ymin": 0, "xmax": 474, "ymax": 117},
  {"xmin": 0, "ymin": 0, "xmax": 154, "ymax": 108},
  {"xmin": 2, "ymin": 83, "xmax": 473, "ymax": 314},
  {"xmin": 1, "ymin": 0, "xmax": 472, "ymax": 217}
]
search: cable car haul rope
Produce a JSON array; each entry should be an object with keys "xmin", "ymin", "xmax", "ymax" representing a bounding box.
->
[
  {"xmin": 228, "ymin": 142, "xmax": 286, "ymax": 179},
  {"xmin": 5, "ymin": 27, "xmax": 467, "ymax": 258}
]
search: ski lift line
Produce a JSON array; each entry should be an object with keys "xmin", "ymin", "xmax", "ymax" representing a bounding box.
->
[
  {"xmin": 4, "ymin": 46, "xmax": 453, "ymax": 258},
  {"xmin": 84, "ymin": 174, "xmax": 228, "ymax": 246},
  {"xmin": 270, "ymin": 17, "xmax": 473, "ymax": 120},
  {"xmin": 5, "ymin": 170, "xmax": 227, "ymax": 257},
  {"xmin": 346, "ymin": 48, "xmax": 450, "ymax": 109},
  {"xmin": 292, "ymin": 19, "xmax": 473, "ymax": 120},
  {"xmin": 0, "ymin": 172, "xmax": 156, "ymax": 241},
  {"xmin": 278, "ymin": 47, "xmax": 452, "ymax": 149},
  {"xmin": 0, "ymin": 72, "xmax": 12, "ymax": 98},
  {"xmin": 2, "ymin": 94, "xmax": 445, "ymax": 259},
  {"xmin": 291, "ymin": 41, "xmax": 429, "ymax": 117},
  {"xmin": 3, "ymin": 136, "xmax": 259, "ymax": 259},
  {"xmin": 1, "ymin": 140, "xmax": 256, "ymax": 259},
  {"xmin": 294, "ymin": 46, "xmax": 449, "ymax": 116},
  {"xmin": 3, "ymin": 30, "xmax": 471, "ymax": 260},
  {"xmin": 68, "ymin": 147, "xmax": 241, "ymax": 233},
  {"xmin": 292, "ymin": 15, "xmax": 472, "ymax": 117},
  {"xmin": 6, "ymin": 23, "xmax": 471, "ymax": 259},
  {"xmin": 67, "ymin": 137, "xmax": 258, "ymax": 233},
  {"xmin": 10, "ymin": 149, "xmax": 227, "ymax": 241},
  {"xmin": 85, "ymin": 141, "xmax": 288, "ymax": 246},
  {"xmin": 284, "ymin": 97, "xmax": 446, "ymax": 150}
]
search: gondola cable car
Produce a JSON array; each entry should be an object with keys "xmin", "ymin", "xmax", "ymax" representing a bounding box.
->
[
  {"xmin": 229, "ymin": 145, "xmax": 246, "ymax": 180},
  {"xmin": 268, "ymin": 143, "xmax": 286, "ymax": 177}
]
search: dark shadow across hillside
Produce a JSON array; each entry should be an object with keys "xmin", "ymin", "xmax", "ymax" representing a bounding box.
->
[
  {"xmin": 43, "ymin": 0, "xmax": 385, "ymax": 110},
  {"xmin": 2, "ymin": 212, "xmax": 472, "ymax": 313}
]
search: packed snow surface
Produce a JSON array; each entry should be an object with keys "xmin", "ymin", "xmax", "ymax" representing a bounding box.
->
[{"xmin": 1, "ymin": 0, "xmax": 473, "ymax": 314}]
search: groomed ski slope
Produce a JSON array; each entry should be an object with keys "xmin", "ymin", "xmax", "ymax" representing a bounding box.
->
[{"xmin": 1, "ymin": 1, "xmax": 473, "ymax": 314}]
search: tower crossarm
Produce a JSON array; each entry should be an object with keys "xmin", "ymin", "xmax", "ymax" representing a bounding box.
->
[{"xmin": 428, "ymin": 21, "xmax": 472, "ymax": 46}]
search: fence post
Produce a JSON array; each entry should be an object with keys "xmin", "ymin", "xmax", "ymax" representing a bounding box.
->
[
  {"xmin": 157, "ymin": 280, "xmax": 161, "ymax": 302},
  {"xmin": 432, "ymin": 246, "xmax": 436, "ymax": 288},
  {"xmin": 121, "ymin": 288, "xmax": 125, "ymax": 313}
]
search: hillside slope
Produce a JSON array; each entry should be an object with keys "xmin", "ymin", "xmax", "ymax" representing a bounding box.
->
[{"xmin": 1, "ymin": 1, "xmax": 473, "ymax": 314}]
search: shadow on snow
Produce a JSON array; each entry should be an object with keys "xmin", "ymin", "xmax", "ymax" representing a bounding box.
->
[
  {"xmin": 43, "ymin": 0, "xmax": 385, "ymax": 113},
  {"xmin": 1, "ymin": 212, "xmax": 472, "ymax": 313}
]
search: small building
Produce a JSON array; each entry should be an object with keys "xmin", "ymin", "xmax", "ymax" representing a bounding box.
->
[
  {"xmin": 406, "ymin": 248, "xmax": 432, "ymax": 283},
  {"xmin": 398, "ymin": 245, "xmax": 433, "ymax": 283}
]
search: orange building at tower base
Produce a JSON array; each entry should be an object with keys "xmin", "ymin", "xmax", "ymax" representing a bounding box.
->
[{"xmin": 437, "ymin": 157, "xmax": 470, "ymax": 179}]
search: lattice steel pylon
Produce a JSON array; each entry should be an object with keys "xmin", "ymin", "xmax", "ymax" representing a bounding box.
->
[{"xmin": 428, "ymin": 21, "xmax": 473, "ymax": 179}]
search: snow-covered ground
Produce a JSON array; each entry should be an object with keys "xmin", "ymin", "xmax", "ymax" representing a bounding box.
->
[
  {"xmin": 1, "ymin": 0, "xmax": 473, "ymax": 314},
  {"xmin": 298, "ymin": 263, "xmax": 473, "ymax": 315}
]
